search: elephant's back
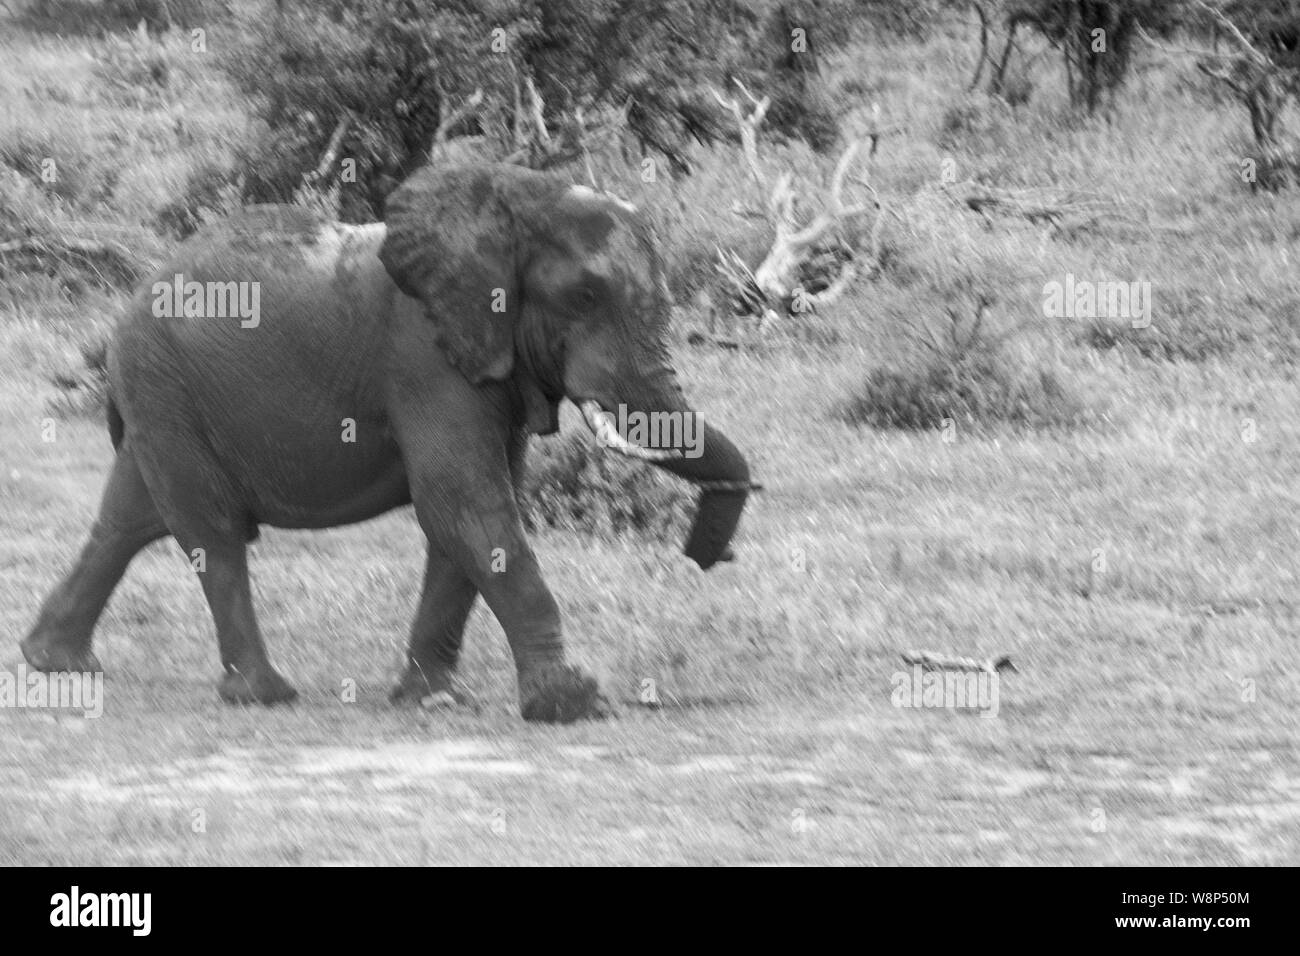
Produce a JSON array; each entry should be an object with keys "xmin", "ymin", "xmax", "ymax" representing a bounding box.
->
[
  {"xmin": 106, "ymin": 207, "xmax": 407, "ymax": 525},
  {"xmin": 115, "ymin": 206, "xmax": 394, "ymax": 352}
]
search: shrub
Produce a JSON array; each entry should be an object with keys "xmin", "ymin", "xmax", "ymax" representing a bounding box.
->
[
  {"xmin": 214, "ymin": 0, "xmax": 867, "ymax": 219},
  {"xmin": 842, "ymin": 305, "xmax": 1092, "ymax": 430},
  {"xmin": 20, "ymin": 0, "xmax": 226, "ymax": 36},
  {"xmin": 153, "ymin": 161, "xmax": 241, "ymax": 238},
  {"xmin": 937, "ymin": 92, "xmax": 1017, "ymax": 154},
  {"xmin": 763, "ymin": 83, "xmax": 841, "ymax": 153},
  {"xmin": 93, "ymin": 26, "xmax": 174, "ymax": 106},
  {"xmin": 0, "ymin": 128, "xmax": 117, "ymax": 209},
  {"xmin": 519, "ymin": 433, "xmax": 690, "ymax": 541},
  {"xmin": 976, "ymin": 1, "xmax": 1188, "ymax": 114},
  {"xmin": 1080, "ymin": 316, "xmax": 1244, "ymax": 363},
  {"xmin": 48, "ymin": 336, "xmax": 111, "ymax": 419},
  {"xmin": 1231, "ymin": 132, "xmax": 1300, "ymax": 193},
  {"xmin": 0, "ymin": 170, "xmax": 146, "ymax": 295}
]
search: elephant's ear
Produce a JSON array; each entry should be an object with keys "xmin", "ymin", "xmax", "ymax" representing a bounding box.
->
[{"xmin": 380, "ymin": 166, "xmax": 516, "ymax": 383}]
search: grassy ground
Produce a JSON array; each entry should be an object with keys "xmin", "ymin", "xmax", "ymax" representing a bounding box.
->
[{"xmin": 2, "ymin": 16, "xmax": 1298, "ymax": 865}]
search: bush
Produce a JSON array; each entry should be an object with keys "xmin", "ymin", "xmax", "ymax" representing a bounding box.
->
[
  {"xmin": 48, "ymin": 336, "xmax": 111, "ymax": 419},
  {"xmin": 0, "ymin": 170, "xmax": 147, "ymax": 296},
  {"xmin": 842, "ymin": 306, "xmax": 1092, "ymax": 430},
  {"xmin": 937, "ymin": 92, "xmax": 1017, "ymax": 154},
  {"xmin": 0, "ymin": 128, "xmax": 117, "ymax": 209},
  {"xmin": 217, "ymin": 2, "xmax": 522, "ymax": 219},
  {"xmin": 153, "ymin": 161, "xmax": 241, "ymax": 238},
  {"xmin": 519, "ymin": 433, "xmax": 690, "ymax": 541},
  {"xmin": 763, "ymin": 82, "xmax": 841, "ymax": 153},
  {"xmin": 21, "ymin": 0, "xmax": 226, "ymax": 36},
  {"xmin": 856, "ymin": 0, "xmax": 950, "ymax": 38},
  {"xmin": 1236, "ymin": 136, "xmax": 1300, "ymax": 193},
  {"xmin": 1080, "ymin": 316, "xmax": 1244, "ymax": 363},
  {"xmin": 93, "ymin": 27, "xmax": 175, "ymax": 106},
  {"xmin": 213, "ymin": 0, "xmax": 869, "ymax": 218},
  {"xmin": 982, "ymin": 1, "xmax": 1188, "ymax": 114}
]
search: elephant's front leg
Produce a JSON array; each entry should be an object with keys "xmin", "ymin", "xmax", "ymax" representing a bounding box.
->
[
  {"xmin": 409, "ymin": 469, "xmax": 609, "ymax": 723},
  {"xmin": 389, "ymin": 547, "xmax": 478, "ymax": 706}
]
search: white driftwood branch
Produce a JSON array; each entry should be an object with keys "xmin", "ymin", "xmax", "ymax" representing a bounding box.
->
[
  {"xmin": 1193, "ymin": 0, "xmax": 1271, "ymax": 67},
  {"xmin": 303, "ymin": 113, "xmax": 352, "ymax": 187},
  {"xmin": 711, "ymin": 78, "xmax": 771, "ymax": 186},
  {"xmin": 752, "ymin": 123, "xmax": 884, "ymax": 302},
  {"xmin": 430, "ymin": 87, "xmax": 484, "ymax": 161},
  {"xmin": 525, "ymin": 75, "xmax": 550, "ymax": 143}
]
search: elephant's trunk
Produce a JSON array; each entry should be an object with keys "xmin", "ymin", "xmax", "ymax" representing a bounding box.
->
[{"xmin": 580, "ymin": 373, "xmax": 755, "ymax": 570}]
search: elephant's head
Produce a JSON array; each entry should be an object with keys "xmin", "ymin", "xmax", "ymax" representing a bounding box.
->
[{"xmin": 379, "ymin": 164, "xmax": 755, "ymax": 569}]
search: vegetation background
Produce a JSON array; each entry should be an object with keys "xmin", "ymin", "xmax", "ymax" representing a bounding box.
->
[{"xmin": 1, "ymin": 0, "xmax": 1297, "ymax": 864}]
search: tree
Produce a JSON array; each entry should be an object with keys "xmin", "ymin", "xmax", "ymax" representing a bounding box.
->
[
  {"xmin": 221, "ymin": 1, "xmax": 530, "ymax": 221},
  {"xmin": 216, "ymin": 0, "xmax": 862, "ymax": 220},
  {"xmin": 1189, "ymin": 2, "xmax": 1300, "ymax": 189},
  {"xmin": 961, "ymin": 1, "xmax": 1188, "ymax": 112}
]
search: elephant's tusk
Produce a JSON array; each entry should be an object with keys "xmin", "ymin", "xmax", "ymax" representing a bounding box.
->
[{"xmin": 579, "ymin": 400, "xmax": 683, "ymax": 462}]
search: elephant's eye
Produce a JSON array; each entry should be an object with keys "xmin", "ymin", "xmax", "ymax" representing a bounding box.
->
[{"xmin": 572, "ymin": 285, "xmax": 600, "ymax": 310}]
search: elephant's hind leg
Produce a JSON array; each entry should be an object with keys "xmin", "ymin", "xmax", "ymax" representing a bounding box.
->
[
  {"xmin": 390, "ymin": 546, "xmax": 478, "ymax": 706},
  {"xmin": 129, "ymin": 435, "xmax": 296, "ymax": 706},
  {"xmin": 22, "ymin": 444, "xmax": 169, "ymax": 672},
  {"xmin": 154, "ymin": 519, "xmax": 296, "ymax": 705},
  {"xmin": 187, "ymin": 540, "xmax": 298, "ymax": 706}
]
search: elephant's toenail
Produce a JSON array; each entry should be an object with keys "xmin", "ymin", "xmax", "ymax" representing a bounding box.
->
[{"xmin": 420, "ymin": 690, "xmax": 457, "ymax": 711}]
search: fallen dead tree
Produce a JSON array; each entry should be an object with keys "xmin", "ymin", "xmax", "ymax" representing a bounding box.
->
[
  {"xmin": 0, "ymin": 233, "xmax": 142, "ymax": 290},
  {"xmin": 936, "ymin": 180, "xmax": 1130, "ymax": 236},
  {"xmin": 746, "ymin": 136, "xmax": 886, "ymax": 310},
  {"xmin": 710, "ymin": 81, "xmax": 892, "ymax": 327}
]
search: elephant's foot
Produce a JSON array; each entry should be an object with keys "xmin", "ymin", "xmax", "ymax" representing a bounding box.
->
[
  {"xmin": 518, "ymin": 663, "xmax": 611, "ymax": 724},
  {"xmin": 218, "ymin": 666, "xmax": 298, "ymax": 706},
  {"xmin": 389, "ymin": 663, "xmax": 474, "ymax": 711},
  {"xmin": 21, "ymin": 632, "xmax": 101, "ymax": 673}
]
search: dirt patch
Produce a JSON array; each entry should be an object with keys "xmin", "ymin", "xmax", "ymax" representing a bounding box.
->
[{"xmin": 44, "ymin": 741, "xmax": 536, "ymax": 807}]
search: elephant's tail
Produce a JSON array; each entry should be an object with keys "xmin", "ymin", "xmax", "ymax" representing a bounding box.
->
[{"xmin": 107, "ymin": 394, "xmax": 124, "ymax": 451}]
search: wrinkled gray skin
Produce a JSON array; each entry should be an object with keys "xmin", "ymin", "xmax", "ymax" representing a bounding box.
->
[{"xmin": 21, "ymin": 164, "xmax": 753, "ymax": 722}]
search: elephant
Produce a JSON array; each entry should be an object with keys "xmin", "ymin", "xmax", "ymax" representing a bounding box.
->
[{"xmin": 19, "ymin": 164, "xmax": 756, "ymax": 723}]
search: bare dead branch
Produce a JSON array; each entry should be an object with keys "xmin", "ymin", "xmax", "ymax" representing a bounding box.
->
[
  {"xmin": 524, "ymin": 75, "xmax": 550, "ymax": 143},
  {"xmin": 770, "ymin": 129, "xmax": 879, "ymax": 253},
  {"xmin": 303, "ymin": 113, "xmax": 352, "ymax": 187},
  {"xmin": 1193, "ymin": 0, "xmax": 1271, "ymax": 67},
  {"xmin": 805, "ymin": 261, "xmax": 858, "ymax": 308},
  {"xmin": 1136, "ymin": 23, "xmax": 1229, "ymax": 64},
  {"xmin": 969, "ymin": 1, "xmax": 991, "ymax": 91},
  {"xmin": 572, "ymin": 97, "xmax": 632, "ymax": 187},
  {"xmin": 711, "ymin": 78, "xmax": 771, "ymax": 186},
  {"xmin": 0, "ymin": 235, "xmax": 141, "ymax": 288},
  {"xmin": 748, "ymin": 115, "xmax": 889, "ymax": 308},
  {"xmin": 430, "ymin": 87, "xmax": 484, "ymax": 161},
  {"xmin": 1194, "ymin": 59, "xmax": 1249, "ymax": 95}
]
